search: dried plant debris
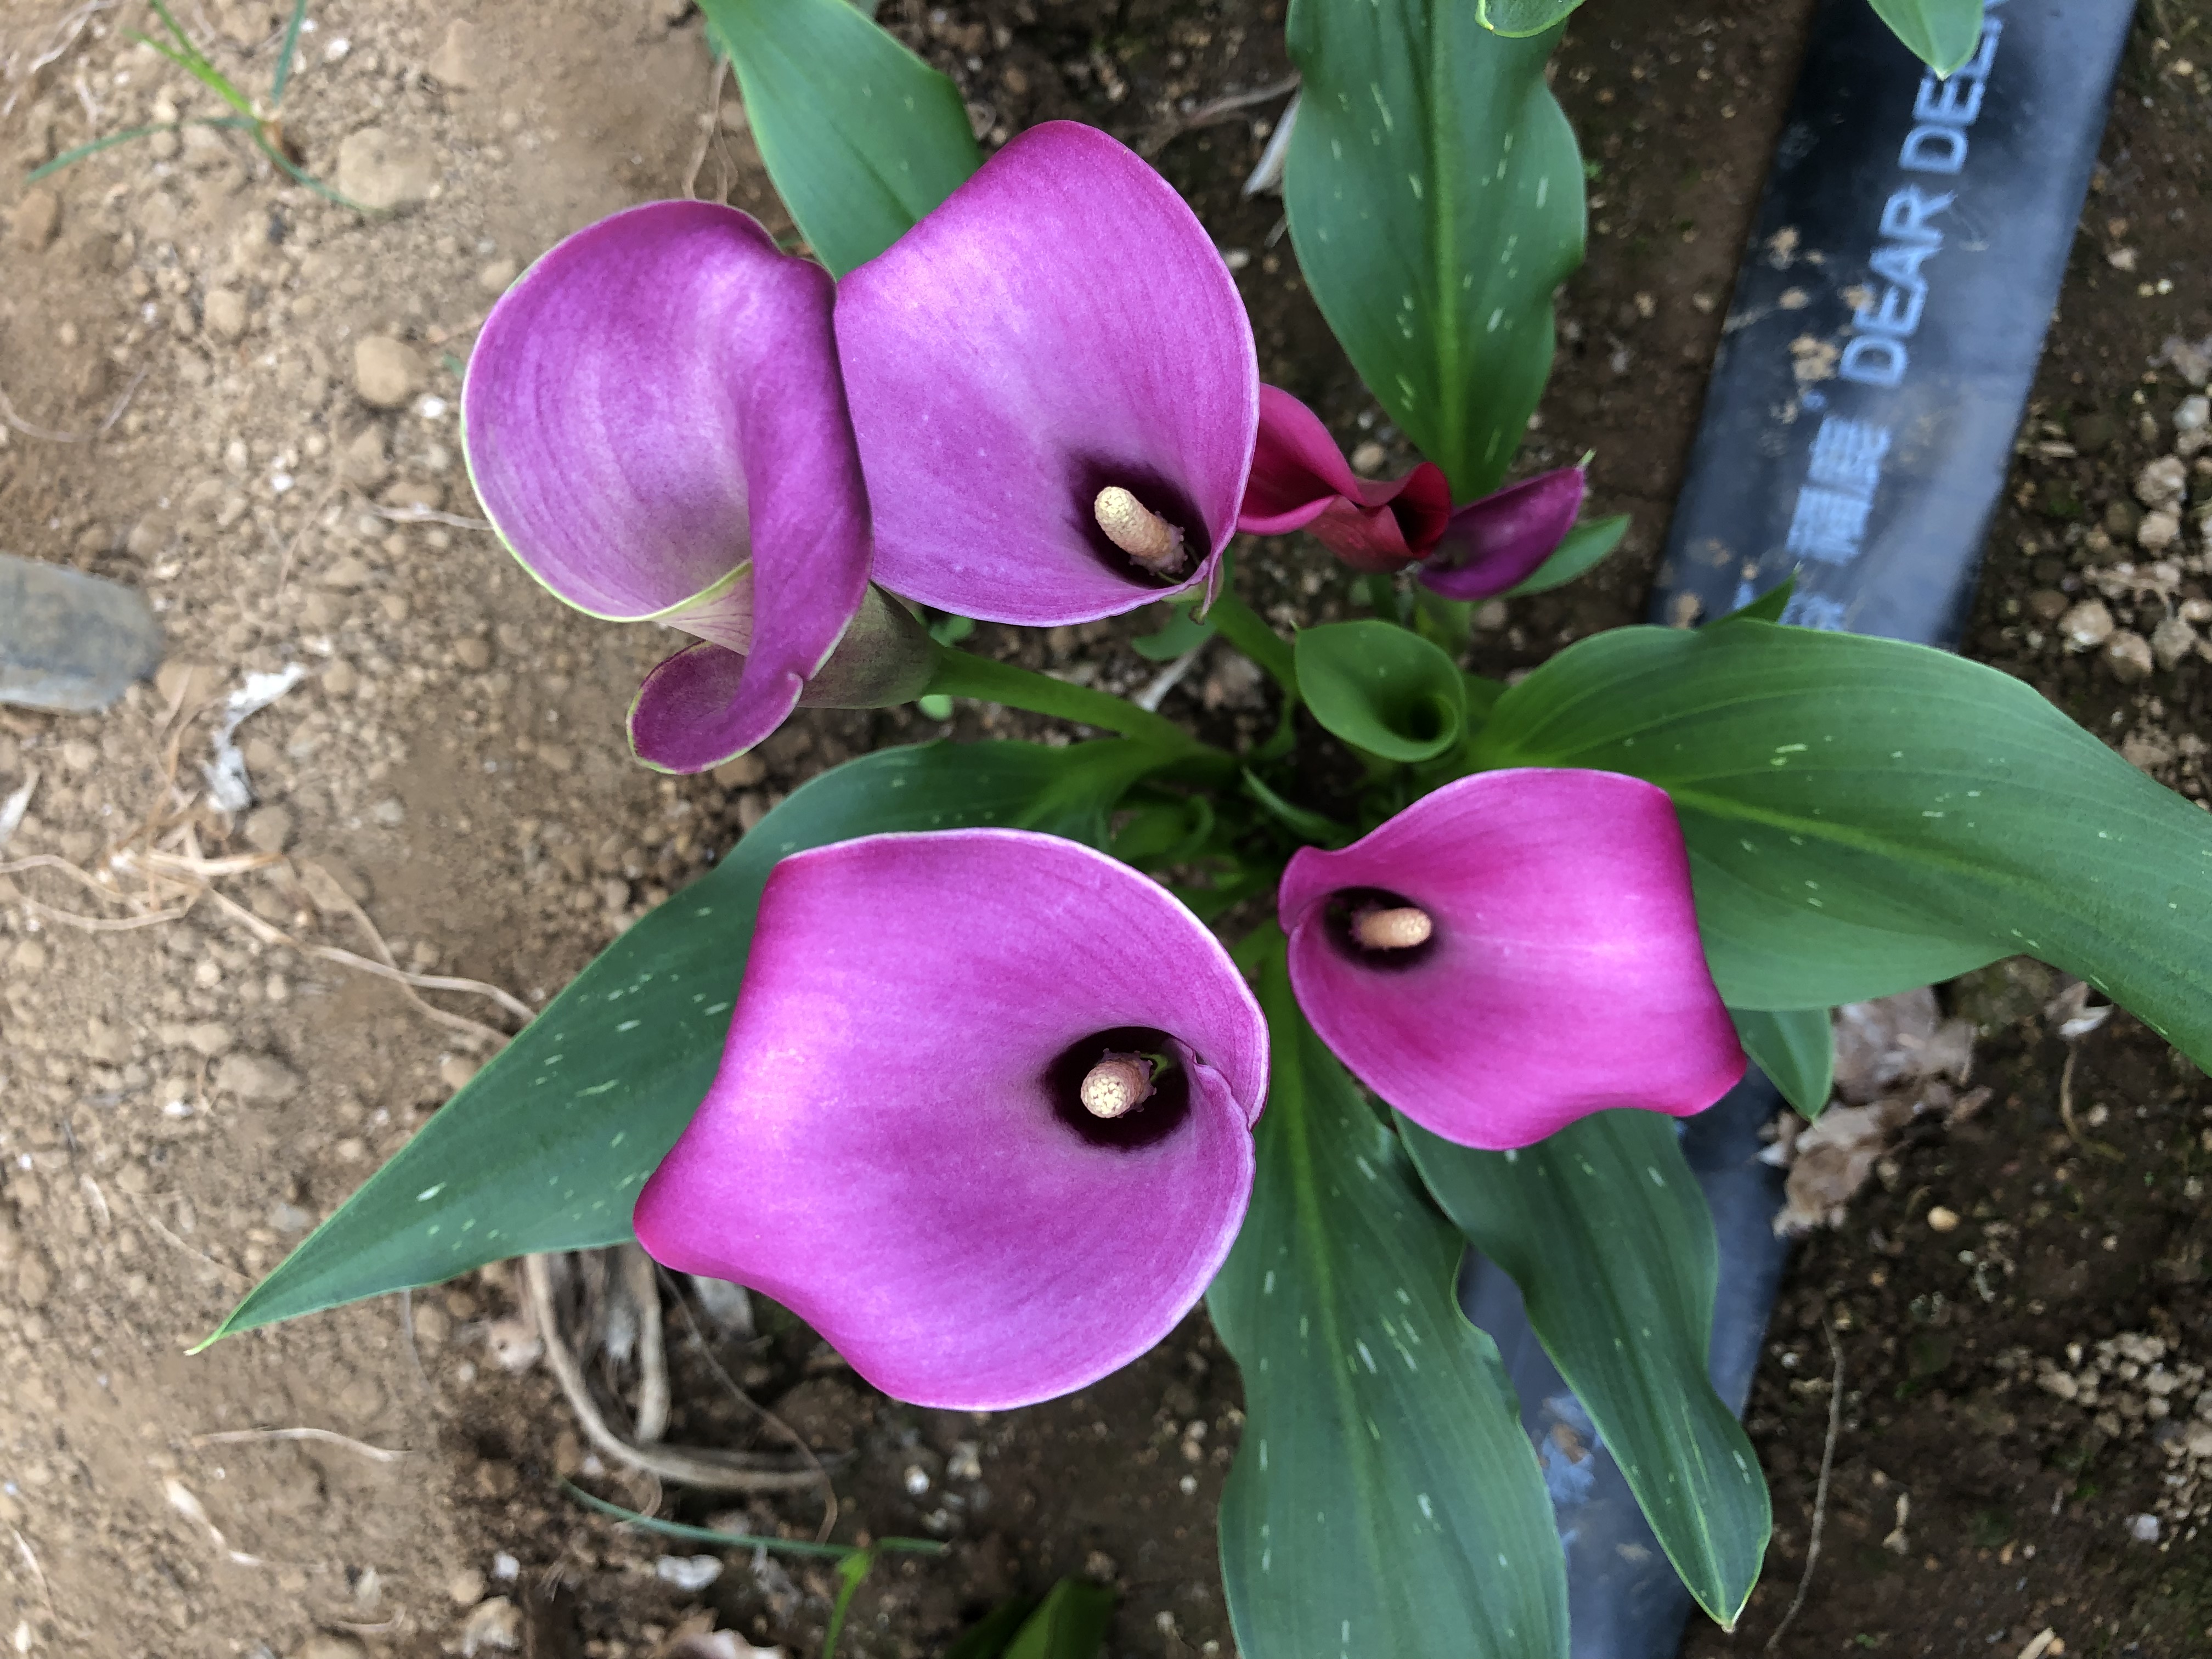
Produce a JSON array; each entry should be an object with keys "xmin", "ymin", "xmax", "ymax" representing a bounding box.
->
[{"xmin": 1769, "ymin": 987, "xmax": 1983, "ymax": 1235}]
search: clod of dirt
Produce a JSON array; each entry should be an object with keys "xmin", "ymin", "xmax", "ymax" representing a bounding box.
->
[
  {"xmin": 460, "ymin": 1596, "xmax": 525, "ymax": 1655},
  {"xmin": 334, "ymin": 127, "xmax": 443, "ymax": 212},
  {"xmin": 430, "ymin": 20, "xmax": 495, "ymax": 89},
  {"xmin": 204, "ymin": 287, "xmax": 248, "ymax": 342},
  {"xmin": 2154, "ymin": 332, "xmax": 2212, "ymax": 386},
  {"xmin": 2104, "ymin": 629, "xmax": 2155, "ymax": 682},
  {"xmin": 2060, "ymin": 597, "xmax": 2115, "ymax": 651},
  {"xmin": 353, "ymin": 335, "xmax": 427, "ymax": 409},
  {"xmin": 8, "ymin": 188, "xmax": 58, "ymax": 250},
  {"xmin": 213, "ymin": 1049, "xmax": 303, "ymax": 1103}
]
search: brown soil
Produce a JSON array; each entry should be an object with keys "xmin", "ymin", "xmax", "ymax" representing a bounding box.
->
[{"xmin": 0, "ymin": 0, "xmax": 2205, "ymax": 1656}]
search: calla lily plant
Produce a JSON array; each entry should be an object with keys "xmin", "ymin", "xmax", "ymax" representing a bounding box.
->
[{"xmin": 226, "ymin": 23, "xmax": 2212, "ymax": 1659}]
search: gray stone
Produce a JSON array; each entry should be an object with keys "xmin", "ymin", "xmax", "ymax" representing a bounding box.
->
[{"xmin": 0, "ymin": 553, "xmax": 163, "ymax": 713}]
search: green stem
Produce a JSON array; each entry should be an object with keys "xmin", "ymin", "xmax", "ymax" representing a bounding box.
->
[
  {"xmin": 925, "ymin": 642, "xmax": 1204, "ymax": 752},
  {"xmin": 1203, "ymin": 591, "xmax": 1297, "ymax": 698}
]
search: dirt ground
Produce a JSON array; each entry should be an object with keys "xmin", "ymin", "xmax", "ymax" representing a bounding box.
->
[{"xmin": 0, "ymin": 0, "xmax": 2207, "ymax": 1656}]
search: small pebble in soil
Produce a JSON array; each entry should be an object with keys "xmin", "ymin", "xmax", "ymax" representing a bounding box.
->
[
  {"xmin": 1925, "ymin": 1205, "xmax": 1960, "ymax": 1233},
  {"xmin": 656, "ymin": 1555, "xmax": 723, "ymax": 1591}
]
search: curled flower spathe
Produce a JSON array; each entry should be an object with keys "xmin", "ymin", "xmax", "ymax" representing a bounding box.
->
[
  {"xmin": 1238, "ymin": 386, "xmax": 1584, "ymax": 600},
  {"xmin": 634, "ymin": 828, "xmax": 1269, "ymax": 1410},
  {"xmin": 1278, "ymin": 770, "xmax": 1744, "ymax": 1149},
  {"xmin": 464, "ymin": 200, "xmax": 924, "ymax": 775},
  {"xmin": 836, "ymin": 122, "xmax": 1260, "ymax": 626}
]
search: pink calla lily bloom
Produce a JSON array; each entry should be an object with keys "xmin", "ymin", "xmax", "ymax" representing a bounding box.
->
[
  {"xmin": 1278, "ymin": 770, "xmax": 1744, "ymax": 1149},
  {"xmin": 635, "ymin": 828, "xmax": 1269, "ymax": 1410},
  {"xmin": 836, "ymin": 122, "xmax": 1260, "ymax": 626},
  {"xmin": 463, "ymin": 200, "xmax": 916, "ymax": 775},
  {"xmin": 1238, "ymin": 386, "xmax": 1585, "ymax": 600}
]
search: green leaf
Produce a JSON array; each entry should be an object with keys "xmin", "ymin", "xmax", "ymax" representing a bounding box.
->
[
  {"xmin": 1475, "ymin": 0, "xmax": 1582, "ymax": 36},
  {"xmin": 1294, "ymin": 620, "xmax": 1467, "ymax": 763},
  {"xmin": 1242, "ymin": 769, "xmax": 1350, "ymax": 847},
  {"xmin": 1731, "ymin": 1005, "xmax": 1834, "ymax": 1120},
  {"xmin": 1211, "ymin": 944, "xmax": 1569, "ymax": 1659},
  {"xmin": 1400, "ymin": 1111, "xmax": 1771, "ymax": 1630},
  {"xmin": 1867, "ymin": 0, "xmax": 1985, "ymax": 74},
  {"xmin": 1470, "ymin": 622, "xmax": 2212, "ymax": 1061},
  {"xmin": 1498, "ymin": 514, "xmax": 1629, "ymax": 599},
  {"xmin": 1133, "ymin": 605, "xmax": 1217, "ymax": 662},
  {"xmin": 210, "ymin": 741, "xmax": 1164, "ymax": 1339},
  {"xmin": 1283, "ymin": 4, "xmax": 1583, "ymax": 498},
  {"xmin": 1723, "ymin": 578, "xmax": 1795, "ymax": 625},
  {"xmin": 1001, "ymin": 1579, "xmax": 1116, "ymax": 1659},
  {"xmin": 942, "ymin": 1598, "xmax": 1041, "ymax": 1659},
  {"xmin": 699, "ymin": 0, "xmax": 980, "ymax": 276}
]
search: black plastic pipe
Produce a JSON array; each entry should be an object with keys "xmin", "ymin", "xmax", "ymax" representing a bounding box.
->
[{"xmin": 1457, "ymin": 0, "xmax": 2130, "ymax": 1652}]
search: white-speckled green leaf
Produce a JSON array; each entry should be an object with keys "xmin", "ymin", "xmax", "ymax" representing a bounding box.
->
[
  {"xmin": 1210, "ymin": 945, "xmax": 1568, "ymax": 1659},
  {"xmin": 1469, "ymin": 620, "xmax": 2212, "ymax": 1062},
  {"xmin": 211, "ymin": 741, "xmax": 1163, "ymax": 1339},
  {"xmin": 700, "ymin": 0, "xmax": 980, "ymax": 276},
  {"xmin": 1402, "ymin": 1110, "xmax": 1771, "ymax": 1630},
  {"xmin": 1283, "ymin": 1, "xmax": 1583, "ymax": 498}
]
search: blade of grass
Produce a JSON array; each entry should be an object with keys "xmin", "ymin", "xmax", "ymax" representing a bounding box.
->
[
  {"xmin": 128, "ymin": 29, "xmax": 256, "ymax": 117},
  {"xmin": 822, "ymin": 1549, "xmax": 878, "ymax": 1659},
  {"xmin": 560, "ymin": 1481, "xmax": 945, "ymax": 1561},
  {"xmin": 270, "ymin": 0, "xmax": 309, "ymax": 103},
  {"xmin": 247, "ymin": 126, "xmax": 366, "ymax": 210},
  {"xmin": 143, "ymin": 0, "xmax": 206, "ymax": 64},
  {"xmin": 26, "ymin": 114, "xmax": 253, "ymax": 183}
]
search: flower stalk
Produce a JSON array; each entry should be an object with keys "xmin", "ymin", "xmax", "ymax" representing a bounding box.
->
[{"xmin": 923, "ymin": 640, "xmax": 1220, "ymax": 755}]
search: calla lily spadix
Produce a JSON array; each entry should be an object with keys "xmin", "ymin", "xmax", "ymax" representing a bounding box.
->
[
  {"xmin": 634, "ymin": 828, "xmax": 1269, "ymax": 1411},
  {"xmin": 462, "ymin": 200, "xmax": 926, "ymax": 776},
  {"xmin": 834, "ymin": 121, "xmax": 1261, "ymax": 627},
  {"xmin": 1277, "ymin": 769, "xmax": 1745, "ymax": 1150},
  {"xmin": 1238, "ymin": 385, "xmax": 1587, "ymax": 601}
]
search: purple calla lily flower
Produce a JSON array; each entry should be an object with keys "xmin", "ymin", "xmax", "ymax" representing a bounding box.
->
[
  {"xmin": 1278, "ymin": 770, "xmax": 1744, "ymax": 1150},
  {"xmin": 635, "ymin": 828, "xmax": 1269, "ymax": 1410},
  {"xmin": 1238, "ymin": 385, "xmax": 1583, "ymax": 600},
  {"xmin": 1416, "ymin": 465, "xmax": 1586, "ymax": 601},
  {"xmin": 835, "ymin": 122, "xmax": 1260, "ymax": 626},
  {"xmin": 464, "ymin": 200, "xmax": 906, "ymax": 774}
]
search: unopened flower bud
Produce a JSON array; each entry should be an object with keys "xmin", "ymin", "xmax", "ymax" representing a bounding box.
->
[
  {"xmin": 1079, "ymin": 1053, "xmax": 1156, "ymax": 1119},
  {"xmin": 1353, "ymin": 905, "xmax": 1433, "ymax": 951},
  {"xmin": 1094, "ymin": 487, "xmax": 1187, "ymax": 577},
  {"xmin": 797, "ymin": 584, "xmax": 936, "ymax": 709}
]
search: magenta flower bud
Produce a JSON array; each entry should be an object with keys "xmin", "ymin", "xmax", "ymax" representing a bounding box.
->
[
  {"xmin": 835, "ymin": 123, "xmax": 1259, "ymax": 626},
  {"xmin": 1417, "ymin": 465, "xmax": 1586, "ymax": 601},
  {"xmin": 1278, "ymin": 770, "xmax": 1744, "ymax": 1150},
  {"xmin": 634, "ymin": 830, "xmax": 1269, "ymax": 1410},
  {"xmin": 462, "ymin": 200, "xmax": 872, "ymax": 774},
  {"xmin": 1238, "ymin": 385, "xmax": 1453, "ymax": 573},
  {"xmin": 1237, "ymin": 386, "xmax": 1587, "ymax": 599}
]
